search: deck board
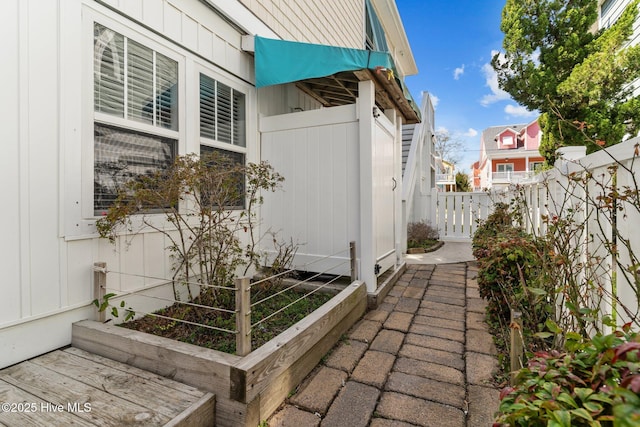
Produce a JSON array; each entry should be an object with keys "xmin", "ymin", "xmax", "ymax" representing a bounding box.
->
[
  {"xmin": 0, "ymin": 379, "xmax": 94, "ymax": 426},
  {"xmin": 0, "ymin": 349, "xmax": 214, "ymax": 427},
  {"xmin": 62, "ymin": 348, "xmax": 204, "ymax": 398}
]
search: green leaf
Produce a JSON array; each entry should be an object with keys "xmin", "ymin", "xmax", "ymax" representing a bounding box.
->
[
  {"xmin": 546, "ymin": 319, "xmax": 562, "ymax": 334},
  {"xmin": 571, "ymin": 408, "xmax": 593, "ymax": 421},
  {"xmin": 582, "ymin": 401, "xmax": 603, "ymax": 414},
  {"xmin": 111, "ymin": 307, "xmax": 119, "ymax": 317},
  {"xmin": 574, "ymin": 388, "xmax": 594, "ymax": 402},
  {"xmin": 551, "ymin": 410, "xmax": 572, "ymax": 427},
  {"xmin": 529, "ymin": 287, "xmax": 547, "ymax": 296},
  {"xmin": 120, "ymin": 300, "xmax": 125, "ymax": 308},
  {"xmin": 92, "ymin": 299, "xmax": 99, "ymax": 308},
  {"xmin": 534, "ymin": 332, "xmax": 555, "ymax": 339},
  {"xmin": 557, "ymin": 392, "xmax": 578, "ymax": 408}
]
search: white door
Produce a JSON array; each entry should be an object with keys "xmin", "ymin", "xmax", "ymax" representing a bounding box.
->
[{"xmin": 373, "ymin": 116, "xmax": 396, "ymax": 275}]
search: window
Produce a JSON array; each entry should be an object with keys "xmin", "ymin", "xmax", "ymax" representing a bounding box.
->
[
  {"xmin": 502, "ymin": 135, "xmax": 514, "ymax": 146},
  {"xmin": 530, "ymin": 161, "xmax": 544, "ymax": 172},
  {"xmin": 497, "ymin": 163, "xmax": 514, "ymax": 173},
  {"xmin": 365, "ymin": 0, "xmax": 389, "ymax": 52},
  {"xmin": 199, "ymin": 74, "xmax": 246, "ymax": 147},
  {"xmin": 200, "ymin": 146, "xmax": 246, "ymax": 209},
  {"xmin": 199, "ymin": 73, "xmax": 247, "ymax": 209},
  {"xmin": 93, "ymin": 23, "xmax": 179, "ymax": 215},
  {"xmin": 94, "ymin": 124, "xmax": 176, "ymax": 212}
]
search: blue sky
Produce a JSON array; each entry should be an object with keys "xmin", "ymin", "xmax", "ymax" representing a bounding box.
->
[{"xmin": 396, "ymin": 0, "xmax": 538, "ymax": 171}]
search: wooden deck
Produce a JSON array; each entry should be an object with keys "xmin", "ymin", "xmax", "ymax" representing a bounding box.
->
[{"xmin": 0, "ymin": 347, "xmax": 214, "ymax": 426}]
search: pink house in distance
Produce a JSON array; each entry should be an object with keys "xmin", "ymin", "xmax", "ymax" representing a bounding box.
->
[{"xmin": 474, "ymin": 119, "xmax": 545, "ymax": 190}]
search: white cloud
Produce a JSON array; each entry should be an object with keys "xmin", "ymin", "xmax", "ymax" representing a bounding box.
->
[
  {"xmin": 453, "ymin": 65, "xmax": 465, "ymax": 80},
  {"xmin": 463, "ymin": 128, "xmax": 478, "ymax": 137},
  {"xmin": 504, "ymin": 104, "xmax": 537, "ymax": 118},
  {"xmin": 480, "ymin": 50, "xmax": 510, "ymax": 106},
  {"xmin": 430, "ymin": 94, "xmax": 440, "ymax": 108}
]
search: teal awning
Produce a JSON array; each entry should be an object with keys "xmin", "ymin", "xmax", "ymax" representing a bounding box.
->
[
  {"xmin": 253, "ymin": 36, "xmax": 421, "ymax": 123},
  {"xmin": 254, "ymin": 36, "xmax": 393, "ymax": 88}
]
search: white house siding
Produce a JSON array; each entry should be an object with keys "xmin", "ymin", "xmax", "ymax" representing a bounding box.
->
[
  {"xmin": 0, "ymin": 0, "xmax": 308, "ymax": 369},
  {"xmin": 238, "ymin": 0, "xmax": 363, "ymax": 48},
  {"xmin": 600, "ymin": 0, "xmax": 640, "ymax": 97}
]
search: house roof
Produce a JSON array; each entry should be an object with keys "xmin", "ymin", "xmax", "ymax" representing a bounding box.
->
[
  {"xmin": 371, "ymin": 0, "xmax": 418, "ymax": 76},
  {"xmin": 481, "ymin": 123, "xmax": 527, "ymax": 152}
]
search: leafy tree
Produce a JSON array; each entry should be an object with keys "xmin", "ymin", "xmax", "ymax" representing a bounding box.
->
[
  {"xmin": 494, "ymin": 0, "xmax": 640, "ymax": 164},
  {"xmin": 455, "ymin": 171, "xmax": 471, "ymax": 192},
  {"xmin": 434, "ymin": 129, "xmax": 464, "ymax": 166}
]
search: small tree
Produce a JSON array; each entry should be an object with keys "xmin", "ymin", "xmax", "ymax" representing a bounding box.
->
[
  {"xmin": 434, "ymin": 129, "xmax": 464, "ymax": 166},
  {"xmin": 96, "ymin": 151, "xmax": 284, "ymax": 300}
]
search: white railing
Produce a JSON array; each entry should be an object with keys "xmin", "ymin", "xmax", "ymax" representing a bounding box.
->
[
  {"xmin": 491, "ymin": 171, "xmax": 537, "ymax": 184},
  {"xmin": 435, "ymin": 173, "xmax": 455, "ymax": 183}
]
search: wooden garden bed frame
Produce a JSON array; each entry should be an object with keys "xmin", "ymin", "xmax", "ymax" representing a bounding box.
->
[{"xmin": 72, "ymin": 280, "xmax": 367, "ymax": 426}]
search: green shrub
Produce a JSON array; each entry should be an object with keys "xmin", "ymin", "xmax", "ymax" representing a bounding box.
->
[
  {"xmin": 495, "ymin": 328, "xmax": 640, "ymax": 427},
  {"xmin": 472, "ymin": 202, "xmax": 514, "ymax": 260},
  {"xmin": 473, "ymin": 203, "xmax": 550, "ymax": 328},
  {"xmin": 473, "ymin": 202, "xmax": 557, "ymax": 378},
  {"xmin": 476, "ymin": 229, "xmax": 545, "ymax": 325},
  {"xmin": 407, "ymin": 221, "xmax": 439, "ymax": 249}
]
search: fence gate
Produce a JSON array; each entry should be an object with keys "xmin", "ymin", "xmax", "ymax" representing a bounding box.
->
[{"xmin": 430, "ymin": 190, "xmax": 493, "ymax": 242}]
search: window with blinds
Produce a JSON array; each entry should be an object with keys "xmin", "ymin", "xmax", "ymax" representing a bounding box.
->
[
  {"xmin": 199, "ymin": 73, "xmax": 247, "ymax": 210},
  {"xmin": 199, "ymin": 145, "xmax": 246, "ymax": 209},
  {"xmin": 199, "ymin": 74, "xmax": 246, "ymax": 147},
  {"xmin": 93, "ymin": 22, "xmax": 179, "ymax": 215}
]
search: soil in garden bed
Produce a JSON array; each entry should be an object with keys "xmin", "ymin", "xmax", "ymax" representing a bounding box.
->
[{"xmin": 120, "ymin": 280, "xmax": 334, "ymax": 355}]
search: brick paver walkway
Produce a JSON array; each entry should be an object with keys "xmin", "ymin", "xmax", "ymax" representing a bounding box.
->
[{"xmin": 268, "ymin": 262, "xmax": 500, "ymax": 427}]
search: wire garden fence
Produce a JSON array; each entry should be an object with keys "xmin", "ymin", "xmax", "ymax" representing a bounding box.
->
[{"xmin": 93, "ymin": 242, "xmax": 357, "ymax": 356}]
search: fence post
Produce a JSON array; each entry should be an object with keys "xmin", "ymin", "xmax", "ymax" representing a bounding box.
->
[
  {"xmin": 350, "ymin": 241, "xmax": 357, "ymax": 282},
  {"xmin": 236, "ymin": 277, "xmax": 252, "ymax": 356},
  {"xmin": 93, "ymin": 262, "xmax": 107, "ymax": 323},
  {"xmin": 510, "ymin": 310, "xmax": 524, "ymax": 385}
]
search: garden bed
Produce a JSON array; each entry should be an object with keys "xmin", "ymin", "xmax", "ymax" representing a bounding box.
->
[
  {"xmin": 72, "ymin": 280, "xmax": 367, "ymax": 427},
  {"xmin": 119, "ymin": 283, "xmax": 335, "ymax": 354}
]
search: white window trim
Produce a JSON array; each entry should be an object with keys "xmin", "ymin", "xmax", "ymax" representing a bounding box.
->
[
  {"xmin": 67, "ymin": 5, "xmax": 256, "ymax": 240},
  {"xmin": 497, "ymin": 163, "xmax": 514, "ymax": 172},
  {"xmin": 85, "ymin": 13, "xmax": 186, "ymax": 220},
  {"xmin": 193, "ymin": 63, "xmax": 253, "ymax": 159},
  {"xmin": 529, "ymin": 161, "xmax": 544, "ymax": 172}
]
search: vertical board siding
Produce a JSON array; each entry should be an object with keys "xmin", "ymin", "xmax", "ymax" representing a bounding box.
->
[
  {"xmin": 27, "ymin": 0, "xmax": 62, "ymax": 315},
  {"xmin": 0, "ymin": 0, "xmax": 256, "ymax": 368},
  {"xmin": 1, "ymin": 0, "xmax": 22, "ymax": 324},
  {"xmin": 260, "ymin": 106, "xmax": 359, "ymax": 276}
]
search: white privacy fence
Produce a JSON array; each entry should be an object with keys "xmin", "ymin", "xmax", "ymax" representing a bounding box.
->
[
  {"xmin": 454, "ymin": 138, "xmax": 638, "ymax": 330},
  {"xmin": 503, "ymin": 139, "xmax": 640, "ymax": 328},
  {"xmin": 429, "ymin": 190, "xmax": 494, "ymax": 241},
  {"xmin": 426, "ymin": 137, "xmax": 640, "ymax": 328}
]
